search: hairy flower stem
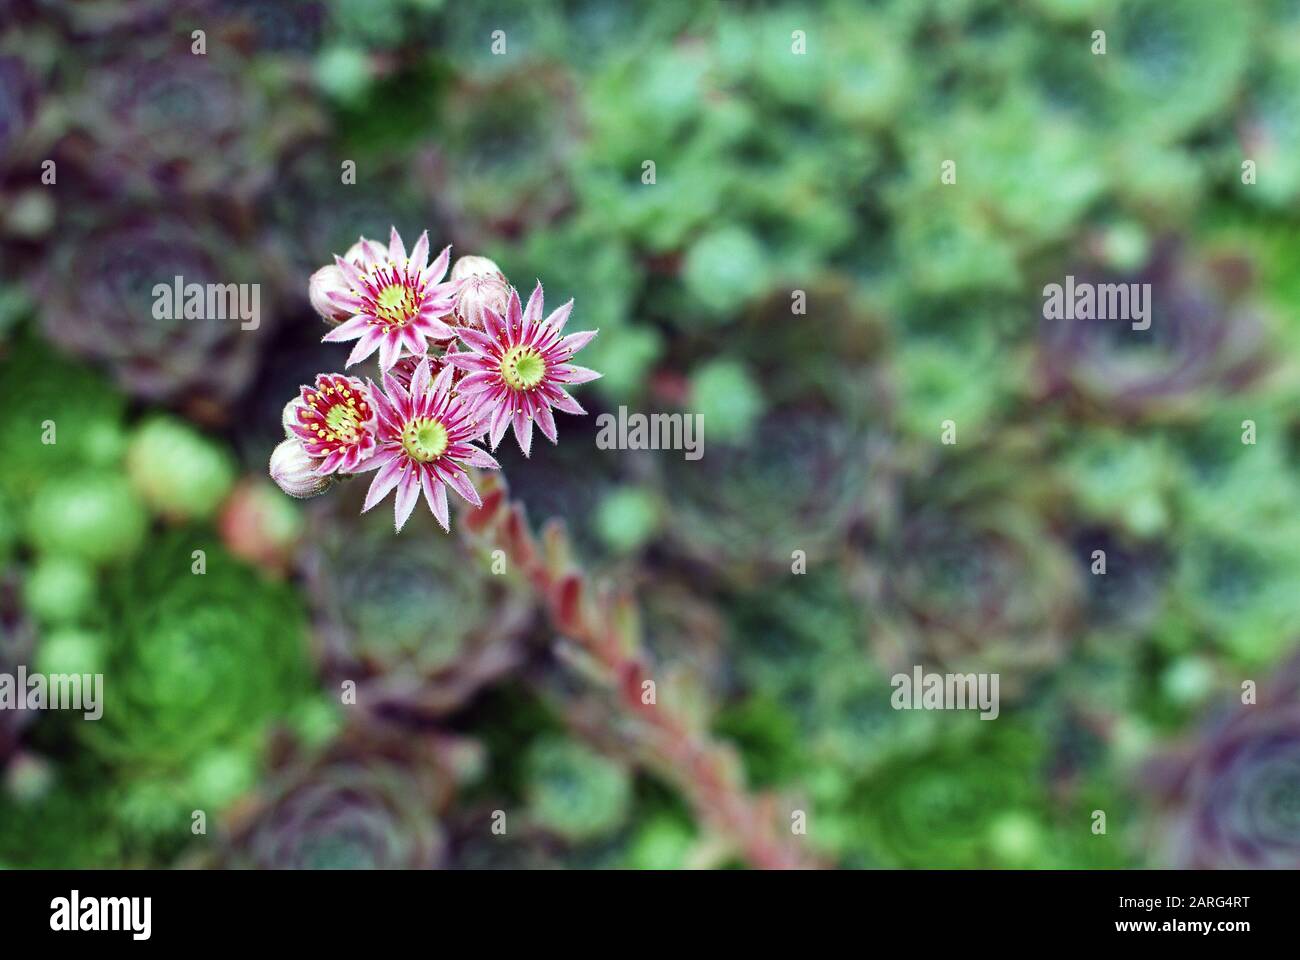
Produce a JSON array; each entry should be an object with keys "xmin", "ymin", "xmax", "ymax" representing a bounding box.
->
[{"xmin": 464, "ymin": 473, "xmax": 819, "ymax": 870}]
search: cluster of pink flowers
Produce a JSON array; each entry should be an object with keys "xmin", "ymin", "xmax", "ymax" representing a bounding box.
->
[{"xmin": 270, "ymin": 228, "xmax": 600, "ymax": 532}]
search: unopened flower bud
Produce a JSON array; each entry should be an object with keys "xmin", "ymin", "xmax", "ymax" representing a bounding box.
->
[
  {"xmin": 448, "ymin": 255, "xmax": 511, "ymax": 330},
  {"xmin": 269, "ymin": 439, "xmax": 333, "ymax": 499},
  {"xmin": 308, "ymin": 264, "xmax": 353, "ymax": 326},
  {"xmin": 282, "ymin": 398, "xmax": 300, "ymax": 437},
  {"xmin": 308, "ymin": 238, "xmax": 383, "ymax": 326}
]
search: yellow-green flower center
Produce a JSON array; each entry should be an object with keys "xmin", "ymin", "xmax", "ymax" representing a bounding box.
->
[
  {"xmin": 500, "ymin": 345, "xmax": 546, "ymax": 390},
  {"xmin": 374, "ymin": 282, "xmax": 418, "ymax": 327},
  {"xmin": 400, "ymin": 417, "xmax": 448, "ymax": 462},
  {"xmin": 325, "ymin": 403, "xmax": 362, "ymax": 440}
]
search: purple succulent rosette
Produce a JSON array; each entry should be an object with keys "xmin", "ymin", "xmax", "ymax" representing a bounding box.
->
[
  {"xmin": 1142, "ymin": 650, "xmax": 1300, "ymax": 869},
  {"xmin": 39, "ymin": 212, "xmax": 265, "ymax": 414},
  {"xmin": 215, "ymin": 732, "xmax": 463, "ymax": 869},
  {"xmin": 1038, "ymin": 241, "xmax": 1269, "ymax": 419}
]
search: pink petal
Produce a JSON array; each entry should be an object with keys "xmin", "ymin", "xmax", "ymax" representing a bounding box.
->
[
  {"xmin": 432, "ymin": 363, "xmax": 455, "ymax": 401},
  {"xmin": 544, "ymin": 299, "xmax": 574, "ymax": 335},
  {"xmin": 559, "ymin": 330, "xmax": 598, "ymax": 356},
  {"xmin": 382, "ymin": 371, "xmax": 413, "ymax": 421},
  {"xmin": 553, "ymin": 363, "xmax": 602, "ymax": 384},
  {"xmin": 482, "ymin": 306, "xmax": 507, "ymax": 342},
  {"xmin": 421, "ymin": 470, "xmax": 450, "ymax": 531},
  {"xmin": 322, "ymin": 314, "xmax": 371, "ymax": 343},
  {"xmin": 358, "ymin": 237, "xmax": 385, "ymax": 266},
  {"xmin": 455, "ymin": 370, "xmax": 499, "ymax": 395},
  {"xmin": 440, "ymin": 464, "xmax": 482, "ymax": 507},
  {"xmin": 488, "ymin": 401, "xmax": 512, "ymax": 450},
  {"xmin": 453, "ymin": 443, "xmax": 499, "ymax": 470},
  {"xmin": 334, "ymin": 255, "xmax": 367, "ymax": 292},
  {"xmin": 388, "ymin": 226, "xmax": 406, "ymax": 264},
  {"xmin": 378, "ymin": 331, "xmax": 402, "ymax": 371},
  {"xmin": 326, "ymin": 291, "xmax": 366, "ymax": 311},
  {"xmin": 363, "ymin": 457, "xmax": 405, "ymax": 512},
  {"xmin": 394, "ymin": 468, "xmax": 421, "ymax": 532},
  {"xmin": 547, "ymin": 387, "xmax": 586, "ymax": 416},
  {"xmin": 512, "ymin": 409, "xmax": 533, "ymax": 457},
  {"xmin": 400, "ymin": 325, "xmax": 426, "ymax": 357},
  {"xmin": 346, "ymin": 328, "xmax": 385, "ymax": 367},
  {"xmin": 445, "ymin": 352, "xmax": 492, "ymax": 373},
  {"xmin": 316, "ymin": 450, "xmax": 344, "ymax": 474},
  {"xmin": 523, "ymin": 281, "xmax": 545, "ymax": 329},
  {"xmin": 423, "ymin": 244, "xmax": 452, "ymax": 286},
  {"xmin": 535, "ymin": 402, "xmax": 558, "ymax": 443},
  {"xmin": 410, "ymin": 230, "xmax": 429, "ymax": 273},
  {"xmin": 350, "ymin": 450, "xmax": 394, "ymax": 473},
  {"xmin": 411, "ymin": 357, "xmax": 433, "ymax": 398},
  {"xmin": 367, "ymin": 382, "xmax": 400, "ymax": 430},
  {"xmin": 457, "ymin": 327, "xmax": 498, "ymax": 355},
  {"xmin": 505, "ymin": 288, "xmax": 524, "ymax": 337},
  {"xmin": 414, "ymin": 314, "xmax": 457, "ymax": 342}
]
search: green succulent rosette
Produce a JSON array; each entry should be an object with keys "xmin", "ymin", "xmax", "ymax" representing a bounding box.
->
[
  {"xmin": 1104, "ymin": 0, "xmax": 1253, "ymax": 144},
  {"xmin": 525, "ymin": 736, "xmax": 632, "ymax": 842},
  {"xmin": 0, "ymin": 332, "xmax": 127, "ymax": 503},
  {"xmin": 851, "ymin": 720, "xmax": 1130, "ymax": 868},
  {"xmin": 302, "ymin": 484, "xmax": 534, "ymax": 721},
  {"xmin": 83, "ymin": 531, "xmax": 314, "ymax": 772},
  {"xmin": 723, "ymin": 574, "xmax": 939, "ymax": 793},
  {"xmin": 853, "ymin": 462, "xmax": 1081, "ymax": 697},
  {"xmin": 661, "ymin": 407, "xmax": 881, "ymax": 588},
  {"xmin": 27, "ymin": 473, "xmax": 147, "ymax": 566}
]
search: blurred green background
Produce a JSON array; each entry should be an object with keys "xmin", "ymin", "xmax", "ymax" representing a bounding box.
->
[{"xmin": 2, "ymin": 0, "xmax": 1300, "ymax": 869}]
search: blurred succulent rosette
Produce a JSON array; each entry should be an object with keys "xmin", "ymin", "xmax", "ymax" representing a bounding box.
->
[
  {"xmin": 125, "ymin": 415, "xmax": 237, "ymax": 521},
  {"xmin": 1142, "ymin": 650, "xmax": 1300, "ymax": 868},
  {"xmin": 849, "ymin": 721, "xmax": 1121, "ymax": 868},
  {"xmin": 214, "ymin": 729, "xmax": 466, "ymax": 869},
  {"xmin": 1038, "ymin": 240, "xmax": 1270, "ymax": 420},
  {"xmin": 300, "ymin": 485, "xmax": 534, "ymax": 722},
  {"xmin": 39, "ymin": 210, "xmax": 270, "ymax": 420},
  {"xmin": 218, "ymin": 478, "xmax": 306, "ymax": 575},
  {"xmin": 850, "ymin": 458, "xmax": 1081, "ymax": 695},
  {"xmin": 61, "ymin": 25, "xmax": 317, "ymax": 202},
  {"xmin": 432, "ymin": 65, "xmax": 581, "ymax": 246},
  {"xmin": 0, "ymin": 51, "xmax": 55, "ymax": 250},
  {"xmin": 82, "ymin": 532, "xmax": 314, "ymax": 784},
  {"xmin": 524, "ymin": 736, "xmax": 632, "ymax": 843},
  {"xmin": 0, "ymin": 333, "xmax": 129, "ymax": 502},
  {"xmin": 660, "ymin": 407, "xmax": 881, "ymax": 588}
]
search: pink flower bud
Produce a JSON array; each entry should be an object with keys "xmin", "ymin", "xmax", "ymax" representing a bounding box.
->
[
  {"xmin": 448, "ymin": 255, "xmax": 511, "ymax": 331},
  {"xmin": 308, "ymin": 264, "xmax": 353, "ymax": 326},
  {"xmin": 281, "ymin": 398, "xmax": 300, "ymax": 437},
  {"xmin": 269, "ymin": 439, "xmax": 333, "ymax": 499},
  {"xmin": 308, "ymin": 238, "xmax": 386, "ymax": 326}
]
